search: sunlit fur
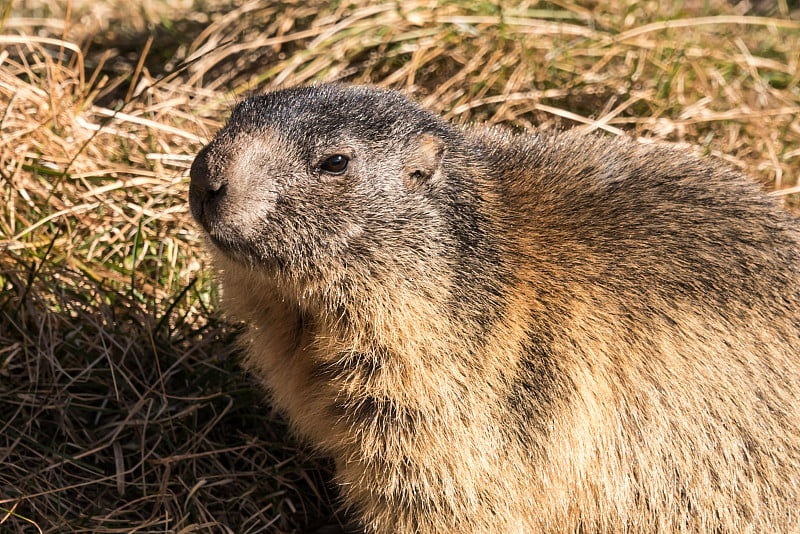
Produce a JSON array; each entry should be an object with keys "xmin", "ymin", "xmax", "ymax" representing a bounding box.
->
[{"xmin": 190, "ymin": 84, "xmax": 800, "ymax": 534}]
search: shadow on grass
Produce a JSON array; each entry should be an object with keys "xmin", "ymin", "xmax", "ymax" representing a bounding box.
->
[{"xmin": 0, "ymin": 256, "xmax": 349, "ymax": 533}]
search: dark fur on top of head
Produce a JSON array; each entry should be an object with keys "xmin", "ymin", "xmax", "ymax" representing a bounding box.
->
[{"xmin": 190, "ymin": 83, "xmax": 800, "ymax": 534}]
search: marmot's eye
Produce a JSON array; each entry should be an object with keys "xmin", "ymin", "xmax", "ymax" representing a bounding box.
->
[{"xmin": 319, "ymin": 154, "xmax": 349, "ymax": 175}]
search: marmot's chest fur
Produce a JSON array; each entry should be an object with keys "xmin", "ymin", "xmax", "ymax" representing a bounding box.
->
[{"xmin": 190, "ymin": 84, "xmax": 800, "ymax": 534}]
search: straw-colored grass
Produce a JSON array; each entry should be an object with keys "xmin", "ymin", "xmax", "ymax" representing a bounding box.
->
[{"xmin": 1, "ymin": 0, "xmax": 798, "ymax": 532}]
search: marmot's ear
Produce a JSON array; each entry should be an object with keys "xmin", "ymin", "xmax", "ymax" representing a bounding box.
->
[{"xmin": 404, "ymin": 134, "xmax": 445, "ymax": 190}]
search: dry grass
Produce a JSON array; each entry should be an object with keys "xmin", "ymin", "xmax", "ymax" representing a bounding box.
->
[{"xmin": 1, "ymin": 0, "xmax": 798, "ymax": 532}]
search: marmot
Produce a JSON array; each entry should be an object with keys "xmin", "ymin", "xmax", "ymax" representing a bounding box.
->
[{"xmin": 189, "ymin": 84, "xmax": 800, "ymax": 533}]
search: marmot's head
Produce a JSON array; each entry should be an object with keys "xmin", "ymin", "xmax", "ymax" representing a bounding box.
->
[{"xmin": 189, "ymin": 85, "xmax": 467, "ymax": 286}]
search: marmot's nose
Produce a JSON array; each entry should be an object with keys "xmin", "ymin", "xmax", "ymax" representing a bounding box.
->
[
  {"xmin": 189, "ymin": 146, "xmax": 228, "ymax": 224},
  {"xmin": 190, "ymin": 147, "xmax": 227, "ymax": 194}
]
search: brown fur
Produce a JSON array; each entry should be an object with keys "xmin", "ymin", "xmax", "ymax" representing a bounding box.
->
[{"xmin": 189, "ymin": 84, "xmax": 800, "ymax": 533}]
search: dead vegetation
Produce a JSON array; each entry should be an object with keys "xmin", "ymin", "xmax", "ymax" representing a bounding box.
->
[{"xmin": 1, "ymin": 0, "xmax": 798, "ymax": 532}]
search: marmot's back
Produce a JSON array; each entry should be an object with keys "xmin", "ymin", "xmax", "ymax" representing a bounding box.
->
[{"xmin": 189, "ymin": 84, "xmax": 800, "ymax": 533}]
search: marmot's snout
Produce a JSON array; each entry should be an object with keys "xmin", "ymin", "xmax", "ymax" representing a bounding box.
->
[
  {"xmin": 189, "ymin": 144, "xmax": 228, "ymax": 228},
  {"xmin": 188, "ymin": 126, "xmax": 318, "ymax": 267}
]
